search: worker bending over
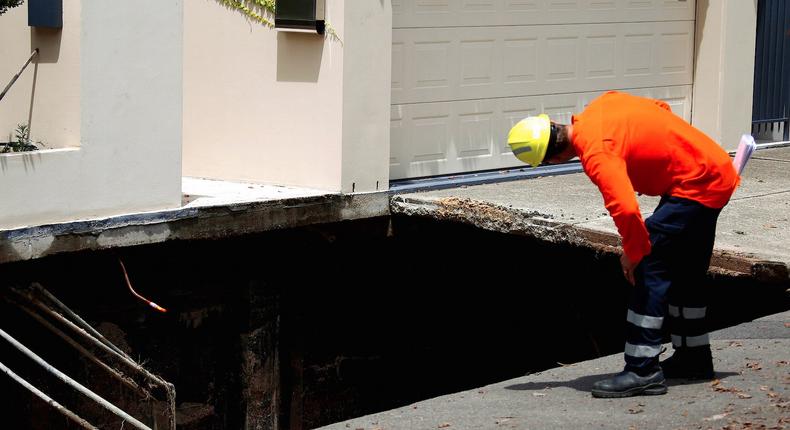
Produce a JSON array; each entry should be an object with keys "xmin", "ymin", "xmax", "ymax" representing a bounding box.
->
[{"xmin": 508, "ymin": 91, "xmax": 739, "ymax": 398}]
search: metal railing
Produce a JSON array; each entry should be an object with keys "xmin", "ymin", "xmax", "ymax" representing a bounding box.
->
[
  {"xmin": 0, "ymin": 283, "xmax": 176, "ymax": 429},
  {"xmin": 0, "ymin": 49, "xmax": 38, "ymax": 103}
]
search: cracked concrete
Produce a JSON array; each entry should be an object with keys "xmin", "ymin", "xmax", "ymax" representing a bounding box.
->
[{"xmin": 391, "ymin": 146, "xmax": 790, "ymax": 282}]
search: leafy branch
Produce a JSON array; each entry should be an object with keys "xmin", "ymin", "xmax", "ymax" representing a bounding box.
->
[
  {"xmin": 0, "ymin": 0, "xmax": 23, "ymax": 16},
  {"xmin": 218, "ymin": 0, "xmax": 275, "ymax": 28},
  {"xmin": 218, "ymin": 0, "xmax": 342, "ymax": 44}
]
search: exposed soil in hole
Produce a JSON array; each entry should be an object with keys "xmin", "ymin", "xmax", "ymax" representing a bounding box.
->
[{"xmin": 0, "ymin": 217, "xmax": 787, "ymax": 429}]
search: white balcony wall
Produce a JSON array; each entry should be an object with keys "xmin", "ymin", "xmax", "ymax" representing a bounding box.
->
[
  {"xmin": 0, "ymin": 1, "xmax": 182, "ymax": 233},
  {"xmin": 182, "ymin": 1, "xmax": 392, "ymax": 193}
]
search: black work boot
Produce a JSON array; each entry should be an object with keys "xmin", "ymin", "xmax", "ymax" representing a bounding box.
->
[
  {"xmin": 661, "ymin": 347, "xmax": 715, "ymax": 380},
  {"xmin": 591, "ymin": 369, "xmax": 667, "ymax": 398}
]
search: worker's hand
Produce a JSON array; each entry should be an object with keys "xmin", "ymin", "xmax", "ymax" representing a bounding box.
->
[{"xmin": 620, "ymin": 253, "xmax": 637, "ymax": 286}]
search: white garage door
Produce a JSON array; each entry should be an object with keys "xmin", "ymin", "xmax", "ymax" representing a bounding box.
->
[{"xmin": 390, "ymin": 0, "xmax": 696, "ymax": 180}]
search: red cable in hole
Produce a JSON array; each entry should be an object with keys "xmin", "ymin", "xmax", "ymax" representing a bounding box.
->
[{"xmin": 118, "ymin": 258, "xmax": 167, "ymax": 313}]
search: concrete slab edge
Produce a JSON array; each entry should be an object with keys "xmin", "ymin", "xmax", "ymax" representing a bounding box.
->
[
  {"xmin": 2, "ymin": 189, "xmax": 787, "ymax": 284},
  {"xmin": 390, "ymin": 195, "xmax": 790, "ymax": 282},
  {"xmin": 0, "ymin": 192, "xmax": 391, "ymax": 265}
]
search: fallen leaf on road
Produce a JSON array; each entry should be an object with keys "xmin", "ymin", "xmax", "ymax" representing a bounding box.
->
[
  {"xmin": 627, "ymin": 407, "xmax": 643, "ymax": 414},
  {"xmin": 713, "ymin": 383, "xmax": 735, "ymax": 393},
  {"xmin": 729, "ymin": 341, "xmax": 743, "ymax": 347},
  {"xmin": 438, "ymin": 423, "xmax": 451, "ymax": 428},
  {"xmin": 703, "ymin": 412, "xmax": 729, "ymax": 421},
  {"xmin": 767, "ymin": 391, "xmax": 779, "ymax": 398},
  {"xmin": 746, "ymin": 362, "xmax": 762, "ymax": 371},
  {"xmin": 736, "ymin": 392, "xmax": 753, "ymax": 399},
  {"xmin": 776, "ymin": 360, "xmax": 788, "ymax": 366},
  {"xmin": 532, "ymin": 392, "xmax": 546, "ymax": 397}
]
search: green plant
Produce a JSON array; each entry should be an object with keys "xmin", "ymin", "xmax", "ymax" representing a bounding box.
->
[
  {"xmin": 1, "ymin": 123, "xmax": 42, "ymax": 153},
  {"xmin": 218, "ymin": 0, "xmax": 342, "ymax": 45},
  {"xmin": 219, "ymin": 0, "xmax": 275, "ymax": 27},
  {"xmin": 0, "ymin": 0, "xmax": 23, "ymax": 16}
]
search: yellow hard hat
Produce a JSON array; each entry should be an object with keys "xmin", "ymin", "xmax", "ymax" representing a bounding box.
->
[{"xmin": 507, "ymin": 114, "xmax": 551, "ymax": 167}]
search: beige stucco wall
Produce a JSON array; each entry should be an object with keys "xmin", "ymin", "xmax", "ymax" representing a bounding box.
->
[
  {"xmin": 182, "ymin": 1, "xmax": 345, "ymax": 191},
  {"xmin": 0, "ymin": 0, "xmax": 183, "ymax": 231},
  {"xmin": 341, "ymin": 1, "xmax": 392, "ymax": 193},
  {"xmin": 692, "ymin": 0, "xmax": 758, "ymax": 151},
  {"xmin": 0, "ymin": 2, "xmax": 79, "ymax": 148},
  {"xmin": 182, "ymin": 2, "xmax": 393, "ymax": 193}
]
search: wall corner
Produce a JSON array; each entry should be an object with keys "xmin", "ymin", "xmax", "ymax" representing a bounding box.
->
[
  {"xmin": 341, "ymin": 1, "xmax": 392, "ymax": 194},
  {"xmin": 692, "ymin": 0, "xmax": 757, "ymax": 150}
]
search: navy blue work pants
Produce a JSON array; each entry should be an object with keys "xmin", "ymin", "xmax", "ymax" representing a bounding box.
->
[{"xmin": 624, "ymin": 196, "xmax": 722, "ymax": 373}]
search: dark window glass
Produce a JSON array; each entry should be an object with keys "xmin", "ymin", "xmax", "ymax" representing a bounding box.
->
[{"xmin": 277, "ymin": 0, "xmax": 315, "ymax": 21}]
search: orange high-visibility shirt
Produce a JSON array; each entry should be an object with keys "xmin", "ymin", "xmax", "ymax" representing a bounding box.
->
[{"xmin": 571, "ymin": 91, "xmax": 740, "ymax": 265}]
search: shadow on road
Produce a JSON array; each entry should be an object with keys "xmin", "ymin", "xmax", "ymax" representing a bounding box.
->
[{"xmin": 504, "ymin": 371, "xmax": 739, "ymax": 392}]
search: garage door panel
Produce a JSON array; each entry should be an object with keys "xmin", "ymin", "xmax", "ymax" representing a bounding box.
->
[
  {"xmin": 392, "ymin": 21, "xmax": 694, "ymax": 104},
  {"xmin": 503, "ymin": 37, "xmax": 538, "ymax": 84},
  {"xmin": 390, "ymin": 105, "xmax": 406, "ymax": 169},
  {"xmin": 457, "ymin": 99, "xmax": 505, "ymax": 161},
  {"xmin": 411, "ymin": 104, "xmax": 452, "ymax": 164},
  {"xmin": 391, "ymin": 0, "xmax": 696, "ymax": 180},
  {"xmin": 390, "ymin": 86, "xmax": 693, "ymax": 180},
  {"xmin": 586, "ymin": 35, "xmax": 617, "ymax": 79},
  {"xmin": 659, "ymin": 31, "xmax": 693, "ymax": 75},
  {"xmin": 393, "ymin": 0, "xmax": 694, "ymax": 28},
  {"xmin": 391, "ymin": 42, "xmax": 405, "ymax": 92}
]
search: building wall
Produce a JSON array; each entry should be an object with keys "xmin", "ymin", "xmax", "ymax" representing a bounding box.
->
[
  {"xmin": 0, "ymin": 2, "xmax": 80, "ymax": 148},
  {"xmin": 0, "ymin": 1, "xmax": 760, "ymax": 233},
  {"xmin": 692, "ymin": 0, "xmax": 758, "ymax": 151},
  {"xmin": 182, "ymin": 1, "xmax": 345, "ymax": 191},
  {"xmin": 341, "ymin": 1, "xmax": 392, "ymax": 193},
  {"xmin": 182, "ymin": 2, "xmax": 393, "ymax": 193},
  {"xmin": 0, "ymin": 1, "xmax": 182, "ymax": 231}
]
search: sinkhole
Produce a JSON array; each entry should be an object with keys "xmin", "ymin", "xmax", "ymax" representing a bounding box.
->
[{"xmin": 0, "ymin": 216, "xmax": 787, "ymax": 429}]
